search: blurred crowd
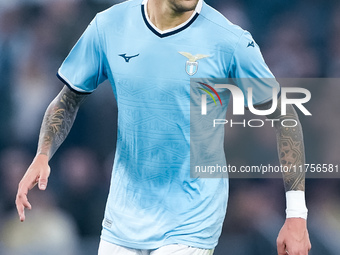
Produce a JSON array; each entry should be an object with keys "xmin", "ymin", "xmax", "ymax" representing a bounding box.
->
[{"xmin": 0, "ymin": 0, "xmax": 340, "ymax": 254}]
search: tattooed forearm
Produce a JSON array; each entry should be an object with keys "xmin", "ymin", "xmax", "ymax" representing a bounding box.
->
[
  {"xmin": 258, "ymin": 97, "xmax": 306, "ymax": 192},
  {"xmin": 266, "ymin": 99, "xmax": 306, "ymax": 192},
  {"xmin": 275, "ymin": 116, "xmax": 305, "ymax": 191},
  {"xmin": 37, "ymin": 86, "xmax": 88, "ymax": 159}
]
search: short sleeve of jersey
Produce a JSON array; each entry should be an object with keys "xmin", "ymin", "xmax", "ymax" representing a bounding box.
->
[
  {"xmin": 228, "ymin": 31, "xmax": 280, "ymax": 107},
  {"xmin": 57, "ymin": 16, "xmax": 107, "ymax": 93}
]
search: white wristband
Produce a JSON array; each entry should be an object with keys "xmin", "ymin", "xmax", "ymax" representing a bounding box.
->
[{"xmin": 285, "ymin": 190, "xmax": 308, "ymax": 220}]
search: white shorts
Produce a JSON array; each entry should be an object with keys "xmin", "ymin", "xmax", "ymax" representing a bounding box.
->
[{"xmin": 98, "ymin": 239, "xmax": 215, "ymax": 255}]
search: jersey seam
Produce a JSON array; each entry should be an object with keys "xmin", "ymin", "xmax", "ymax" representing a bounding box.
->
[
  {"xmin": 226, "ymin": 31, "xmax": 247, "ymax": 77},
  {"xmin": 94, "ymin": 16, "xmax": 107, "ymax": 84},
  {"xmin": 198, "ymin": 13, "xmax": 243, "ymax": 38},
  {"xmin": 131, "ymin": 0, "xmax": 143, "ymax": 8},
  {"xmin": 197, "ymin": 14, "xmax": 246, "ymax": 74}
]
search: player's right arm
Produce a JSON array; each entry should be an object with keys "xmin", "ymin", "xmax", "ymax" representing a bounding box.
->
[{"xmin": 15, "ymin": 85, "xmax": 88, "ymax": 221}]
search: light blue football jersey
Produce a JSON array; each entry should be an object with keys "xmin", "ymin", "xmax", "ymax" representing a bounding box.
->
[{"xmin": 57, "ymin": 0, "xmax": 279, "ymax": 249}]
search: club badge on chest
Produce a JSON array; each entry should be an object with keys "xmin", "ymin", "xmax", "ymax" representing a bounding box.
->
[{"xmin": 179, "ymin": 52, "xmax": 210, "ymax": 76}]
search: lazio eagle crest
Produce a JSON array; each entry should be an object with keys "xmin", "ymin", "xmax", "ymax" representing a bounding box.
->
[{"xmin": 179, "ymin": 52, "xmax": 210, "ymax": 76}]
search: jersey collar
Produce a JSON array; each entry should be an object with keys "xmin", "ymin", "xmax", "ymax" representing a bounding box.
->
[{"xmin": 141, "ymin": 0, "xmax": 203, "ymax": 38}]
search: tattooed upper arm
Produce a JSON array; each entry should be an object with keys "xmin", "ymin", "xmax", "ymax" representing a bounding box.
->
[
  {"xmin": 37, "ymin": 86, "xmax": 89, "ymax": 159},
  {"xmin": 256, "ymin": 97, "xmax": 306, "ymax": 192}
]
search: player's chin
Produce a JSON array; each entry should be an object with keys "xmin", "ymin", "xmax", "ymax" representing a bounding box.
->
[{"xmin": 173, "ymin": 0, "xmax": 199, "ymax": 12}]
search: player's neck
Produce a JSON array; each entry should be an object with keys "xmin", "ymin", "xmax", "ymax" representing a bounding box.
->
[{"xmin": 146, "ymin": 0, "xmax": 196, "ymax": 31}]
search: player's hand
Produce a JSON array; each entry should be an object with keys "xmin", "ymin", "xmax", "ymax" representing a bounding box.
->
[
  {"xmin": 277, "ymin": 218, "xmax": 311, "ymax": 255},
  {"xmin": 15, "ymin": 154, "xmax": 50, "ymax": 222}
]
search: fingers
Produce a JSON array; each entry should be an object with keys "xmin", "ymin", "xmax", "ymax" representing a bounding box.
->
[
  {"xmin": 277, "ymin": 238, "xmax": 287, "ymax": 255},
  {"xmin": 277, "ymin": 218, "xmax": 311, "ymax": 255},
  {"xmin": 308, "ymin": 241, "xmax": 312, "ymax": 252},
  {"xmin": 28, "ymin": 176, "xmax": 39, "ymax": 190},
  {"xmin": 278, "ymin": 242, "xmax": 310, "ymax": 255},
  {"xmin": 15, "ymin": 158, "xmax": 50, "ymax": 222},
  {"xmin": 16, "ymin": 189, "xmax": 32, "ymax": 222},
  {"xmin": 278, "ymin": 239, "xmax": 310, "ymax": 255},
  {"xmin": 283, "ymin": 248, "xmax": 309, "ymax": 255},
  {"xmin": 38, "ymin": 168, "xmax": 50, "ymax": 190}
]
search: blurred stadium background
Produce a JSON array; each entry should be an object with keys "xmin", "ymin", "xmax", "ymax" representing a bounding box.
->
[{"xmin": 0, "ymin": 0, "xmax": 339, "ymax": 254}]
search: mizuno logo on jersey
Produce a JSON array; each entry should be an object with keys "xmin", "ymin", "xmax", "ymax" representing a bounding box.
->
[
  {"xmin": 247, "ymin": 41, "xmax": 255, "ymax": 48},
  {"xmin": 179, "ymin": 52, "xmax": 210, "ymax": 76},
  {"xmin": 119, "ymin": 53, "xmax": 140, "ymax": 62}
]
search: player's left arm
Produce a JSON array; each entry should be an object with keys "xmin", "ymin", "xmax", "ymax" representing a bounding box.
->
[
  {"xmin": 259, "ymin": 97, "xmax": 311, "ymax": 255},
  {"xmin": 231, "ymin": 30, "xmax": 311, "ymax": 254}
]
